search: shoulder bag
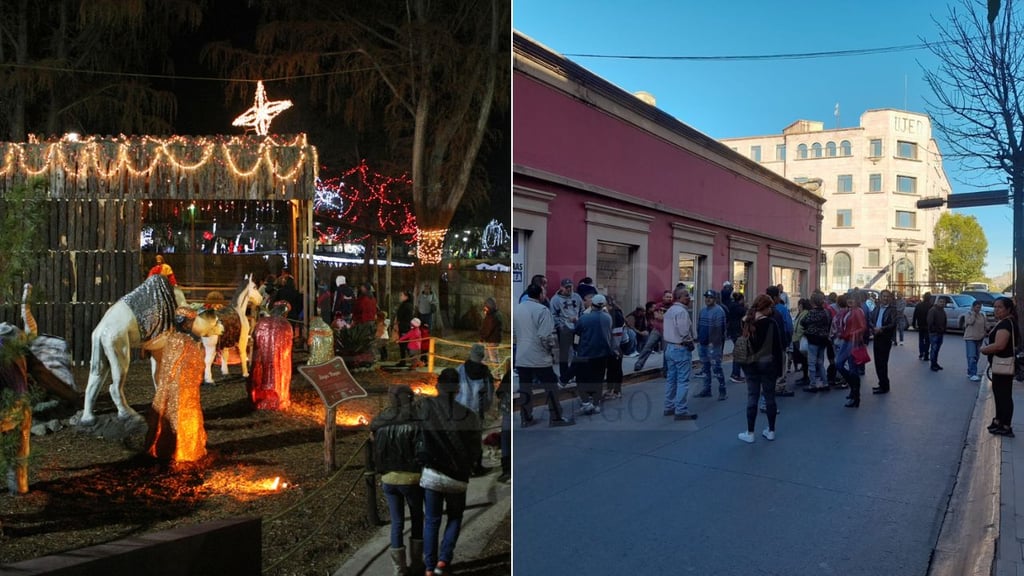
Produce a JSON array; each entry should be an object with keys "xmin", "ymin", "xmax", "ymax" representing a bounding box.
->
[{"xmin": 992, "ymin": 321, "xmax": 1017, "ymax": 376}]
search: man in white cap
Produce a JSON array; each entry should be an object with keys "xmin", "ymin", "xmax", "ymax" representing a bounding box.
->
[
  {"xmin": 331, "ymin": 274, "xmax": 354, "ymax": 325},
  {"xmin": 574, "ymin": 293, "xmax": 613, "ymax": 415}
]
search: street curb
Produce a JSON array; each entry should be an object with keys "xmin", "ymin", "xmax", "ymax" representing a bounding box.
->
[{"xmin": 927, "ymin": 377, "xmax": 999, "ymax": 576}]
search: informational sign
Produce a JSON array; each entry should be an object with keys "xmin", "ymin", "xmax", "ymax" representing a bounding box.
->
[{"xmin": 298, "ymin": 357, "xmax": 368, "ymax": 409}]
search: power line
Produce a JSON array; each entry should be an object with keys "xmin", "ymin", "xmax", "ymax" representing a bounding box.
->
[
  {"xmin": 563, "ymin": 40, "xmax": 949, "ymax": 62},
  {"xmin": 0, "ymin": 61, "xmax": 389, "ymax": 83}
]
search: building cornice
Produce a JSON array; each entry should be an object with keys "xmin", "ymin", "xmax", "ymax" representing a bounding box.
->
[{"xmin": 513, "ymin": 32, "xmax": 825, "ymax": 211}]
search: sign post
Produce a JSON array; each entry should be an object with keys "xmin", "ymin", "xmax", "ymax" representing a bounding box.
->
[{"xmin": 297, "ymin": 357, "xmax": 368, "ymax": 475}]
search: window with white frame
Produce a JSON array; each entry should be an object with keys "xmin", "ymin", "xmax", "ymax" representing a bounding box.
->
[
  {"xmin": 868, "ymin": 249, "xmax": 880, "ymax": 267},
  {"xmin": 826, "ymin": 142, "xmax": 837, "ymax": 157},
  {"xmin": 897, "ymin": 140, "xmax": 918, "ymax": 160},
  {"xmin": 776, "ymin": 144, "xmax": 786, "ymax": 161},
  {"xmin": 840, "ymin": 140, "xmax": 852, "ymax": 156},
  {"xmin": 837, "ymin": 174, "xmax": 853, "ymax": 193},
  {"xmin": 751, "ymin": 145, "xmax": 761, "ymax": 162},
  {"xmin": 896, "ymin": 175, "xmax": 917, "ymax": 194},
  {"xmin": 812, "ymin": 143, "xmax": 822, "ymax": 158},
  {"xmin": 869, "ymin": 139, "xmax": 882, "ymax": 157},
  {"xmin": 836, "ymin": 209, "xmax": 852, "ymax": 227},
  {"xmin": 896, "ymin": 210, "xmax": 916, "ymax": 229},
  {"xmin": 798, "ymin": 143, "xmax": 808, "ymax": 159},
  {"xmin": 869, "ymin": 173, "xmax": 882, "ymax": 192}
]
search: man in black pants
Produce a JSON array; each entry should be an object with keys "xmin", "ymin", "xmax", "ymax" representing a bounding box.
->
[
  {"xmin": 869, "ymin": 290, "xmax": 899, "ymax": 394},
  {"xmin": 912, "ymin": 292, "xmax": 933, "ymax": 361}
]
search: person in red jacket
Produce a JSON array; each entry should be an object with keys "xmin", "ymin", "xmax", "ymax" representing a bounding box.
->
[{"xmin": 352, "ymin": 282, "xmax": 378, "ymax": 326}]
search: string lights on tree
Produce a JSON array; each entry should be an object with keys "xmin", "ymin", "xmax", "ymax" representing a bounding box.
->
[
  {"xmin": 232, "ymin": 80, "xmax": 294, "ymax": 137},
  {"xmin": 313, "ymin": 160, "xmax": 417, "ymax": 245},
  {"xmin": 417, "ymin": 228, "xmax": 448, "ymax": 264}
]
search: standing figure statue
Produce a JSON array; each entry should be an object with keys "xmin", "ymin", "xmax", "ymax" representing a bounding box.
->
[
  {"xmin": 145, "ymin": 306, "xmax": 223, "ymax": 462},
  {"xmin": 248, "ymin": 301, "xmax": 294, "ymax": 410}
]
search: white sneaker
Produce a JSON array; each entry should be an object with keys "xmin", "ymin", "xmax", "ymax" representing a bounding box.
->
[
  {"xmin": 580, "ymin": 402, "xmax": 595, "ymax": 415},
  {"xmin": 762, "ymin": 428, "xmax": 776, "ymax": 441},
  {"xmin": 738, "ymin": 431, "xmax": 755, "ymax": 443},
  {"xmin": 970, "ymin": 375, "xmax": 982, "ymax": 382}
]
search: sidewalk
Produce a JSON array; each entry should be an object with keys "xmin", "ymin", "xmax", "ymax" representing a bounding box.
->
[
  {"xmin": 334, "ymin": 444, "xmax": 510, "ymax": 576},
  {"xmin": 995, "ymin": 379, "xmax": 1024, "ymax": 575}
]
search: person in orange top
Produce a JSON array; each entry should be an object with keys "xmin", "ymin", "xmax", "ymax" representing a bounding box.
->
[{"xmin": 147, "ymin": 254, "xmax": 177, "ymax": 286}]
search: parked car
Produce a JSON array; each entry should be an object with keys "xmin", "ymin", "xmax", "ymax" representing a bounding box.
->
[
  {"xmin": 960, "ymin": 290, "xmax": 1008, "ymax": 307},
  {"xmin": 903, "ymin": 293, "xmax": 996, "ymax": 332}
]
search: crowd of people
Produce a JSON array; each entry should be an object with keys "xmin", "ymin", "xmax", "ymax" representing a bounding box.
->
[{"xmin": 514, "ymin": 274, "xmax": 1021, "ymax": 441}]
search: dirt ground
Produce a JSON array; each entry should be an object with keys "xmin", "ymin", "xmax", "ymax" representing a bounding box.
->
[{"xmin": 0, "ymin": 337, "xmax": 510, "ymax": 576}]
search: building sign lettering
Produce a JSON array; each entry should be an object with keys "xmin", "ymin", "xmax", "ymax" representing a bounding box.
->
[{"xmin": 893, "ymin": 116, "xmax": 924, "ymax": 135}]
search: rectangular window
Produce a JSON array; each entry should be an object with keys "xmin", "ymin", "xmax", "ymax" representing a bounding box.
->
[
  {"xmin": 836, "ymin": 209, "xmax": 852, "ymax": 227},
  {"xmin": 896, "ymin": 210, "xmax": 916, "ymax": 229},
  {"xmin": 897, "ymin": 140, "xmax": 918, "ymax": 160},
  {"xmin": 793, "ymin": 176, "xmax": 809, "ymax": 184},
  {"xmin": 837, "ymin": 174, "xmax": 853, "ymax": 193},
  {"xmin": 897, "ymin": 175, "xmax": 917, "ymax": 194},
  {"xmin": 751, "ymin": 145, "xmax": 762, "ymax": 162},
  {"xmin": 869, "ymin": 173, "xmax": 882, "ymax": 192},
  {"xmin": 870, "ymin": 139, "xmax": 882, "ymax": 157},
  {"xmin": 868, "ymin": 249, "xmax": 880, "ymax": 267},
  {"xmin": 776, "ymin": 144, "xmax": 786, "ymax": 161}
]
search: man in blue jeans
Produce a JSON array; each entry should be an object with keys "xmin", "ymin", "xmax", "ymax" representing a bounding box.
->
[
  {"xmin": 662, "ymin": 286, "xmax": 697, "ymax": 420},
  {"xmin": 696, "ymin": 290, "xmax": 728, "ymax": 401},
  {"xmin": 927, "ymin": 296, "xmax": 948, "ymax": 371}
]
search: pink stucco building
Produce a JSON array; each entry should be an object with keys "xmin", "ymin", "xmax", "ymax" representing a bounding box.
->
[{"xmin": 513, "ymin": 32, "xmax": 825, "ymax": 311}]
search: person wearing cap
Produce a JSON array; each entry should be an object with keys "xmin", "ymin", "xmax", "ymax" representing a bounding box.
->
[
  {"xmin": 576, "ymin": 277, "xmax": 597, "ymax": 300},
  {"xmin": 331, "ymin": 274, "xmax": 355, "ymax": 325},
  {"xmin": 513, "ymin": 283, "xmax": 574, "ymax": 427},
  {"xmin": 663, "ymin": 286, "xmax": 697, "ymax": 420},
  {"xmin": 416, "ymin": 368, "xmax": 481, "ymax": 576},
  {"xmin": 696, "ymin": 289, "xmax": 728, "ymax": 401},
  {"xmin": 398, "ymin": 317, "xmax": 426, "ymax": 368},
  {"xmin": 721, "ymin": 280, "xmax": 734, "ymax": 308},
  {"xmin": 574, "ymin": 293, "xmax": 614, "ymax": 415},
  {"xmin": 457, "ymin": 343, "xmax": 495, "ymax": 476},
  {"xmin": 549, "ymin": 278, "xmax": 583, "ymax": 385}
]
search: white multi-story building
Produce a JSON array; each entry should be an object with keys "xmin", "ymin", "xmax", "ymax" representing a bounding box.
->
[{"xmin": 720, "ymin": 109, "xmax": 951, "ymax": 294}]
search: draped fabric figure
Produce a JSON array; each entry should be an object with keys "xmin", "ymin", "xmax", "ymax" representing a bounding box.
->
[{"xmin": 248, "ymin": 301, "xmax": 294, "ymax": 410}]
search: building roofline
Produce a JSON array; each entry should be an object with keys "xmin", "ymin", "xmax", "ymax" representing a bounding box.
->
[{"xmin": 513, "ymin": 31, "xmax": 824, "ymax": 208}]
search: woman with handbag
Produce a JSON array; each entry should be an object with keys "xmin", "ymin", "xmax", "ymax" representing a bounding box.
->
[
  {"xmin": 981, "ymin": 297, "xmax": 1019, "ymax": 437},
  {"xmin": 835, "ymin": 292, "xmax": 868, "ymax": 408}
]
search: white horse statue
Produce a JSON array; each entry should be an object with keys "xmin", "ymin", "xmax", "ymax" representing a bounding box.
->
[
  {"xmin": 202, "ymin": 274, "xmax": 263, "ymax": 384},
  {"xmin": 79, "ymin": 274, "xmax": 194, "ymax": 425}
]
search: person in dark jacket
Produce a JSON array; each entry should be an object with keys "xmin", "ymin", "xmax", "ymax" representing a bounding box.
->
[
  {"xmin": 927, "ymin": 296, "xmax": 949, "ymax": 371},
  {"xmin": 574, "ymin": 294, "xmax": 614, "ymax": 415},
  {"xmin": 495, "ymin": 371, "xmax": 512, "ymax": 483},
  {"xmin": 457, "ymin": 344, "xmax": 495, "ymax": 477},
  {"xmin": 479, "ymin": 297, "xmax": 503, "ymax": 365},
  {"xmin": 393, "ymin": 290, "xmax": 416, "ymax": 364},
  {"xmin": 912, "ymin": 292, "xmax": 933, "ymax": 361},
  {"xmin": 371, "ymin": 385, "xmax": 424, "ymax": 576},
  {"xmin": 417, "ymin": 368, "xmax": 482, "ymax": 576},
  {"xmin": 738, "ymin": 294, "xmax": 785, "ymax": 443}
]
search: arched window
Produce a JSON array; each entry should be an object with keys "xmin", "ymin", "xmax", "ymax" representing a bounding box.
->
[
  {"xmin": 797, "ymin": 144, "xmax": 808, "ymax": 159},
  {"xmin": 826, "ymin": 142, "xmax": 837, "ymax": 157},
  {"xmin": 833, "ymin": 252, "xmax": 852, "ymax": 292},
  {"xmin": 812, "ymin": 143, "xmax": 823, "ymax": 158},
  {"xmin": 840, "ymin": 140, "xmax": 852, "ymax": 156}
]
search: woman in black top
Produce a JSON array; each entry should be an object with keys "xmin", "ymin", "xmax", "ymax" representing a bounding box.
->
[{"xmin": 981, "ymin": 297, "xmax": 1019, "ymax": 437}]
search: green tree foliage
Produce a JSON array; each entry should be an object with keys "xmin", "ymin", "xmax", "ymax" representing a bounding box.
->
[
  {"xmin": 0, "ymin": 178, "xmax": 47, "ymax": 307},
  {"xmin": 931, "ymin": 213, "xmax": 989, "ymax": 285}
]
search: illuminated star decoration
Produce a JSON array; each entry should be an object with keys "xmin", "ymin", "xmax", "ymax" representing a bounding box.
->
[{"xmin": 232, "ymin": 80, "xmax": 293, "ymax": 136}]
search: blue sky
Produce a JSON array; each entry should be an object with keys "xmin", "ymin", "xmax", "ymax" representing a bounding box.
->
[{"xmin": 513, "ymin": 0, "xmax": 1015, "ymax": 279}]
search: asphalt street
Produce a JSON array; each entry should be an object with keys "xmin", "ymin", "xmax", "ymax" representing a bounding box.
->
[{"xmin": 514, "ymin": 333, "xmax": 981, "ymax": 575}]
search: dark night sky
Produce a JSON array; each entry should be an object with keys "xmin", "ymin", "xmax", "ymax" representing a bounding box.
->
[{"xmin": 162, "ymin": 2, "xmax": 510, "ymax": 228}]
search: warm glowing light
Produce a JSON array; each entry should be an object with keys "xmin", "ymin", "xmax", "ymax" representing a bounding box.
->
[
  {"xmin": 416, "ymin": 228, "xmax": 448, "ymax": 264},
  {"xmin": 203, "ymin": 468, "xmax": 292, "ymax": 501},
  {"xmin": 0, "ymin": 134, "xmax": 311, "ymax": 183},
  {"xmin": 410, "ymin": 383, "xmax": 439, "ymax": 397},
  {"xmin": 337, "ymin": 413, "xmax": 370, "ymax": 427},
  {"xmin": 232, "ymin": 80, "xmax": 294, "ymax": 137},
  {"xmin": 269, "ymin": 476, "xmax": 281, "ymax": 490}
]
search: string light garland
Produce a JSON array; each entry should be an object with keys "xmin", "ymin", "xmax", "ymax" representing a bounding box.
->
[
  {"xmin": 232, "ymin": 80, "xmax": 293, "ymax": 137},
  {"xmin": 417, "ymin": 228, "xmax": 448, "ymax": 264},
  {"xmin": 0, "ymin": 134, "xmax": 312, "ymax": 182}
]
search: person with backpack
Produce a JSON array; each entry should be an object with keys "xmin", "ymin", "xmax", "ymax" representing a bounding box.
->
[{"xmin": 737, "ymin": 294, "xmax": 784, "ymax": 443}]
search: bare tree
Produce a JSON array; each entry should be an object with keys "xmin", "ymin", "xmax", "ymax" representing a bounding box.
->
[{"xmin": 923, "ymin": 0, "xmax": 1024, "ymax": 313}]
